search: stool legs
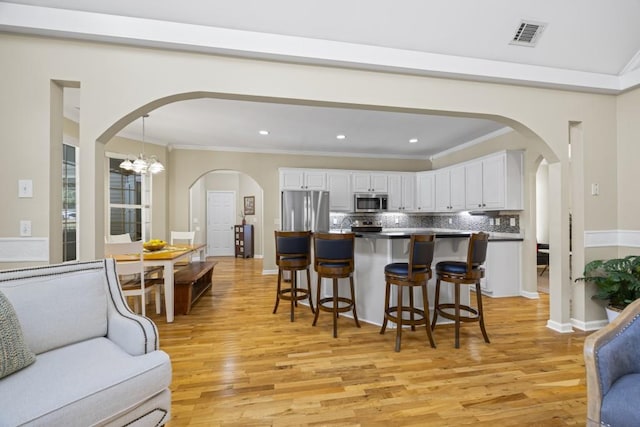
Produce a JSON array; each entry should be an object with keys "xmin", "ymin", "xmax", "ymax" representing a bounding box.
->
[
  {"xmin": 475, "ymin": 281, "xmax": 490, "ymax": 344},
  {"xmin": 454, "ymin": 282, "xmax": 461, "ymax": 348},
  {"xmin": 273, "ymin": 268, "xmax": 314, "ymax": 322},
  {"xmin": 421, "ymin": 284, "xmax": 437, "ymax": 349},
  {"xmin": 332, "ymin": 278, "xmax": 339, "ymax": 338},
  {"xmin": 432, "ymin": 277, "xmax": 490, "ymax": 348},
  {"xmin": 381, "ymin": 279, "xmax": 436, "ymax": 352},
  {"xmin": 313, "ymin": 275, "xmax": 360, "ymax": 338},
  {"xmin": 431, "ymin": 278, "xmax": 441, "ymax": 329},
  {"xmin": 312, "ymin": 274, "xmax": 321, "ymax": 328},
  {"xmin": 350, "ymin": 276, "xmax": 361, "ymax": 329},
  {"xmin": 273, "ymin": 269, "xmax": 283, "ymax": 315},
  {"xmin": 395, "ymin": 285, "xmax": 403, "ymax": 351}
]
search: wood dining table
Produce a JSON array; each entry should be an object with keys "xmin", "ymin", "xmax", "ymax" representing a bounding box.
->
[{"xmin": 113, "ymin": 243, "xmax": 206, "ymax": 323}]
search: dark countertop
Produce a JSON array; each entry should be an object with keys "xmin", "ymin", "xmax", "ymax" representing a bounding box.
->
[{"xmin": 336, "ymin": 228, "xmax": 523, "ymax": 242}]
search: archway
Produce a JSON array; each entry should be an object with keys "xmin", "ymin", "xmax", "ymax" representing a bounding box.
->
[
  {"xmin": 94, "ymin": 91, "xmax": 571, "ymax": 332},
  {"xmin": 189, "ymin": 169, "xmax": 264, "ymax": 259}
]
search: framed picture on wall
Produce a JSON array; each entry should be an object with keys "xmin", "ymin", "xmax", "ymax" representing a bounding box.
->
[{"xmin": 244, "ymin": 196, "xmax": 255, "ymax": 215}]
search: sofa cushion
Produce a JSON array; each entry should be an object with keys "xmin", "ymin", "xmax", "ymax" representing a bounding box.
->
[
  {"xmin": 0, "ymin": 262, "xmax": 108, "ymax": 355},
  {"xmin": 0, "ymin": 337, "xmax": 171, "ymax": 426},
  {"xmin": 0, "ymin": 290, "xmax": 36, "ymax": 379}
]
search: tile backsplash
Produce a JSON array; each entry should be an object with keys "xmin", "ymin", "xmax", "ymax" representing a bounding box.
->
[{"xmin": 329, "ymin": 212, "xmax": 520, "ymax": 234}]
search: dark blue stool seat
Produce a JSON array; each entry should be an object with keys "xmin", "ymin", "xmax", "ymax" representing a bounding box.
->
[
  {"xmin": 384, "ymin": 263, "xmax": 428, "ymax": 276},
  {"xmin": 380, "ymin": 234, "xmax": 436, "ymax": 352}
]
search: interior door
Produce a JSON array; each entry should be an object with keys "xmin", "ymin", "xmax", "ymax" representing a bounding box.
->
[{"xmin": 207, "ymin": 191, "xmax": 236, "ymax": 256}]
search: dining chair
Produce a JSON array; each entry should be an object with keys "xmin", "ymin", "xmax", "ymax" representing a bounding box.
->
[
  {"xmin": 380, "ymin": 234, "xmax": 437, "ymax": 351},
  {"xmin": 171, "ymin": 231, "xmax": 196, "ymax": 265},
  {"xmin": 106, "ymin": 233, "xmax": 165, "ymax": 286},
  {"xmin": 104, "ymin": 241, "xmax": 161, "ymax": 316},
  {"xmin": 105, "ymin": 233, "xmax": 132, "ymax": 243},
  {"xmin": 170, "ymin": 231, "xmax": 195, "ymax": 245},
  {"xmin": 431, "ymin": 232, "xmax": 490, "ymax": 348}
]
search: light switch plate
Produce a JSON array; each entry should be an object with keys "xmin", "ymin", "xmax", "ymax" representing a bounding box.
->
[{"xmin": 18, "ymin": 180, "xmax": 33, "ymax": 198}]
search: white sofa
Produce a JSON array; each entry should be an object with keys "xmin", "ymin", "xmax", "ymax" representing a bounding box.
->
[{"xmin": 0, "ymin": 259, "xmax": 172, "ymax": 426}]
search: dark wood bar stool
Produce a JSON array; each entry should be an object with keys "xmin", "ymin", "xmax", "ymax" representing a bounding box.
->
[
  {"xmin": 431, "ymin": 232, "xmax": 490, "ymax": 348},
  {"xmin": 313, "ymin": 232, "xmax": 360, "ymax": 338},
  {"xmin": 380, "ymin": 234, "xmax": 437, "ymax": 352},
  {"xmin": 273, "ymin": 230, "xmax": 314, "ymax": 322}
]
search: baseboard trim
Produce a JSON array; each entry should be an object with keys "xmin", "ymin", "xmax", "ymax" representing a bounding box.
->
[
  {"xmin": 546, "ymin": 319, "xmax": 574, "ymax": 333},
  {"xmin": 520, "ymin": 290, "xmax": 540, "ymax": 299},
  {"xmin": 571, "ymin": 318, "xmax": 607, "ymax": 331},
  {"xmin": 262, "ymin": 269, "xmax": 278, "ymax": 275}
]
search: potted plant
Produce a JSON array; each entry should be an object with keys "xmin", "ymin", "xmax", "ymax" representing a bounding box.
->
[{"xmin": 575, "ymin": 255, "xmax": 640, "ymax": 322}]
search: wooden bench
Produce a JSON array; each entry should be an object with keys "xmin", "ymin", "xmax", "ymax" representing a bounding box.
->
[{"xmin": 174, "ymin": 261, "xmax": 217, "ymax": 315}]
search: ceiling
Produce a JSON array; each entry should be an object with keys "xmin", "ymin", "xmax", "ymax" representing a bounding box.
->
[{"xmin": 3, "ymin": 0, "xmax": 640, "ymax": 158}]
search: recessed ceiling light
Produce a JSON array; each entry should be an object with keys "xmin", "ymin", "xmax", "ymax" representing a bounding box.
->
[
  {"xmin": 336, "ymin": 134, "xmax": 346, "ymax": 140},
  {"xmin": 409, "ymin": 138, "xmax": 418, "ymax": 144},
  {"xmin": 259, "ymin": 130, "xmax": 269, "ymax": 135}
]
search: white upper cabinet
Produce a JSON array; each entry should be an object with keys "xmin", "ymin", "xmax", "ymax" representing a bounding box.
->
[
  {"xmin": 434, "ymin": 165, "xmax": 465, "ymax": 212},
  {"xmin": 387, "ymin": 173, "xmax": 416, "ymax": 211},
  {"xmin": 465, "ymin": 161, "xmax": 485, "ymax": 209},
  {"xmin": 415, "ymin": 171, "xmax": 435, "ymax": 212},
  {"xmin": 279, "ymin": 150, "xmax": 523, "ymax": 214},
  {"xmin": 352, "ymin": 172, "xmax": 388, "ymax": 193},
  {"xmin": 327, "ymin": 171, "xmax": 352, "ymax": 211},
  {"xmin": 464, "ymin": 151, "xmax": 523, "ymax": 210},
  {"xmin": 280, "ymin": 169, "xmax": 326, "ymax": 190}
]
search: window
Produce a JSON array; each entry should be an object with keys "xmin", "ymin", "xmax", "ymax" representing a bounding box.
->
[
  {"xmin": 62, "ymin": 144, "xmax": 78, "ymax": 261},
  {"xmin": 107, "ymin": 157, "xmax": 151, "ymax": 241}
]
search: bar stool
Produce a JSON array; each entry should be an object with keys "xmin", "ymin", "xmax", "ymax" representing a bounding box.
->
[
  {"xmin": 431, "ymin": 232, "xmax": 490, "ymax": 348},
  {"xmin": 273, "ymin": 231, "xmax": 314, "ymax": 322},
  {"xmin": 313, "ymin": 232, "xmax": 360, "ymax": 338},
  {"xmin": 380, "ymin": 234, "xmax": 437, "ymax": 352}
]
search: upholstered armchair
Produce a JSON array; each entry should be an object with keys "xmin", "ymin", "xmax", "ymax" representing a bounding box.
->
[{"xmin": 584, "ymin": 298, "xmax": 640, "ymax": 427}]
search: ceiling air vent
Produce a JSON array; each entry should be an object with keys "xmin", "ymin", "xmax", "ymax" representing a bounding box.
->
[{"xmin": 510, "ymin": 20, "xmax": 546, "ymax": 47}]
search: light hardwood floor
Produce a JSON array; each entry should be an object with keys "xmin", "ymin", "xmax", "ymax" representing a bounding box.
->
[{"xmin": 147, "ymin": 257, "xmax": 589, "ymax": 426}]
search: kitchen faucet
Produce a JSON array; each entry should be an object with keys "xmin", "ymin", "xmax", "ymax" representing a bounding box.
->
[{"xmin": 339, "ymin": 216, "xmax": 353, "ymax": 233}]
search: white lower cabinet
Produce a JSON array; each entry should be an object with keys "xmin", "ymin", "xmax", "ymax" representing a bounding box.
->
[{"xmin": 481, "ymin": 240, "xmax": 522, "ymax": 297}]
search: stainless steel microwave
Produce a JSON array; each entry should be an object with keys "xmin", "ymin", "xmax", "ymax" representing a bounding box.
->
[{"xmin": 354, "ymin": 193, "xmax": 388, "ymax": 212}]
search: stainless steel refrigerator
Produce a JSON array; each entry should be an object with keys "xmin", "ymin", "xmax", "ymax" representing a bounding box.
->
[{"xmin": 281, "ymin": 190, "xmax": 330, "ymax": 232}]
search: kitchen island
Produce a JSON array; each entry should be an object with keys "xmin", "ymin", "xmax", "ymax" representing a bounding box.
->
[{"xmin": 309, "ymin": 229, "xmax": 523, "ymax": 327}]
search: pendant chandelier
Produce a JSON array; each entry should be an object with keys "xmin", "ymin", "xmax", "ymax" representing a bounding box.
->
[{"xmin": 119, "ymin": 114, "xmax": 165, "ymax": 174}]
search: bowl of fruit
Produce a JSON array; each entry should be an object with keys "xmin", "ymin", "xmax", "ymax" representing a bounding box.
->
[{"xmin": 143, "ymin": 239, "xmax": 167, "ymax": 251}]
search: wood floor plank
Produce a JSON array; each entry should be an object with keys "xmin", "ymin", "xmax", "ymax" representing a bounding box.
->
[{"xmin": 147, "ymin": 257, "xmax": 590, "ymax": 426}]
